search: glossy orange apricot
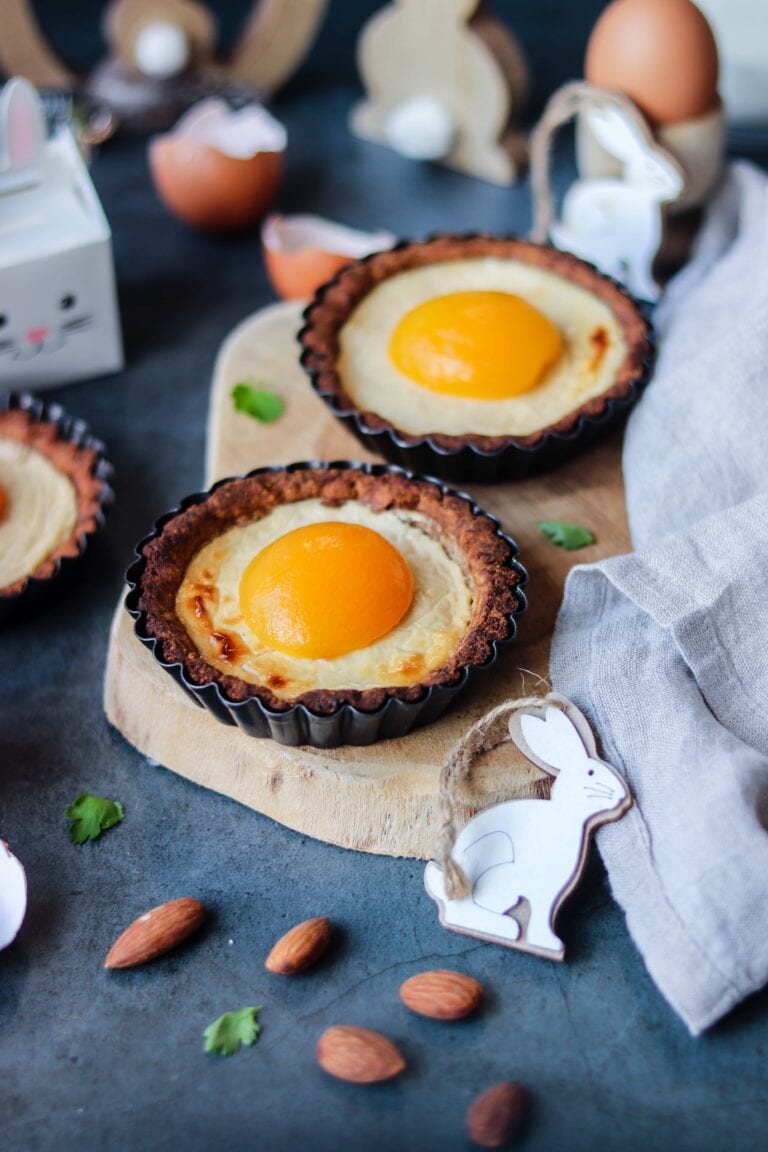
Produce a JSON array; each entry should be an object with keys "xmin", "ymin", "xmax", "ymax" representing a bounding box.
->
[
  {"xmin": 239, "ymin": 522, "xmax": 414, "ymax": 659},
  {"xmin": 389, "ymin": 290, "xmax": 563, "ymax": 400}
]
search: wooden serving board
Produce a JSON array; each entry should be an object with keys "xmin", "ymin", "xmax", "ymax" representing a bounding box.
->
[{"xmin": 104, "ymin": 301, "xmax": 629, "ymax": 859}]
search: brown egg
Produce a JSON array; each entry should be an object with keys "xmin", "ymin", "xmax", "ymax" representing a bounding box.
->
[
  {"xmin": 262, "ymin": 214, "xmax": 395, "ymax": 300},
  {"xmin": 149, "ymin": 98, "xmax": 286, "ymax": 232},
  {"xmin": 150, "ymin": 140, "xmax": 283, "ymax": 231},
  {"xmin": 586, "ymin": 0, "xmax": 719, "ymax": 127}
]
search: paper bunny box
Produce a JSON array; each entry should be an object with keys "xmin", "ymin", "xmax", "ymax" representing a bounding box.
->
[{"xmin": 0, "ymin": 78, "xmax": 123, "ymax": 390}]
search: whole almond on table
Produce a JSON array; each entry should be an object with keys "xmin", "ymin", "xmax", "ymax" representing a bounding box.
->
[
  {"xmin": 104, "ymin": 898, "xmax": 206, "ymax": 970},
  {"xmin": 399, "ymin": 969, "xmax": 483, "ymax": 1020},
  {"xmin": 466, "ymin": 1082, "xmax": 529, "ymax": 1148},
  {"xmin": 265, "ymin": 916, "xmax": 331, "ymax": 974},
  {"xmin": 316, "ymin": 1025, "xmax": 405, "ymax": 1084}
]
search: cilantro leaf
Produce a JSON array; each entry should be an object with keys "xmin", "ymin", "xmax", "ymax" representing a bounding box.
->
[
  {"xmin": 66, "ymin": 793, "xmax": 125, "ymax": 844},
  {"xmin": 232, "ymin": 382, "xmax": 285, "ymax": 423},
  {"xmin": 204, "ymin": 1007, "xmax": 262, "ymax": 1056},
  {"xmin": 538, "ymin": 520, "xmax": 596, "ymax": 550}
]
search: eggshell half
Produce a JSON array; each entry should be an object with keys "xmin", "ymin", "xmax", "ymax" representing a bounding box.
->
[
  {"xmin": 0, "ymin": 841, "xmax": 27, "ymax": 951},
  {"xmin": 262, "ymin": 214, "xmax": 396, "ymax": 300},
  {"xmin": 586, "ymin": 0, "xmax": 719, "ymax": 127},
  {"xmin": 149, "ymin": 98, "xmax": 286, "ymax": 232},
  {"xmin": 150, "ymin": 139, "xmax": 283, "ymax": 231}
]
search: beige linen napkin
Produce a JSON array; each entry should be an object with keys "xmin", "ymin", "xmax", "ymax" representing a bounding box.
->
[{"xmin": 550, "ymin": 162, "xmax": 768, "ymax": 1034}]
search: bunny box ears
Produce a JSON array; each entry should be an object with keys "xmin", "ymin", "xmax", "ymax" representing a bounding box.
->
[
  {"xmin": 425, "ymin": 693, "xmax": 632, "ymax": 961},
  {"xmin": 0, "ymin": 77, "xmax": 45, "ymax": 194}
]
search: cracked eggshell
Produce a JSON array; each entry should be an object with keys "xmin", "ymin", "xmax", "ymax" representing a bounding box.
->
[
  {"xmin": 149, "ymin": 98, "xmax": 286, "ymax": 231},
  {"xmin": 0, "ymin": 841, "xmax": 27, "ymax": 951},
  {"xmin": 262, "ymin": 214, "xmax": 396, "ymax": 300}
]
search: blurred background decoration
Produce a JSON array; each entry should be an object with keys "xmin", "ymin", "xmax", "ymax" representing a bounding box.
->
[
  {"xmin": 0, "ymin": 1, "xmax": 609, "ymax": 124},
  {"xmin": 0, "ymin": 1, "xmax": 764, "ymax": 147},
  {"xmin": 0, "ymin": 0, "xmax": 330, "ymax": 131},
  {"xmin": 0, "ymin": 0, "xmax": 766, "ymax": 168}
]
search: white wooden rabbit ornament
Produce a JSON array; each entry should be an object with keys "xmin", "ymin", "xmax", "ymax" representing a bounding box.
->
[
  {"xmin": 0, "ymin": 77, "xmax": 123, "ymax": 390},
  {"xmin": 425, "ymin": 694, "xmax": 632, "ymax": 960},
  {"xmin": 530, "ymin": 82, "xmax": 686, "ymax": 302}
]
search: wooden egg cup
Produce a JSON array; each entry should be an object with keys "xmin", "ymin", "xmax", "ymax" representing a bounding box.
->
[{"xmin": 104, "ymin": 301, "xmax": 630, "ymax": 859}]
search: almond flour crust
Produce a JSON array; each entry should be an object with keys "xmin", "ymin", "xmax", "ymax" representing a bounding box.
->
[
  {"xmin": 0, "ymin": 406, "xmax": 107, "ymax": 598},
  {"xmin": 136, "ymin": 466, "xmax": 524, "ymax": 714},
  {"xmin": 298, "ymin": 234, "xmax": 653, "ymax": 453}
]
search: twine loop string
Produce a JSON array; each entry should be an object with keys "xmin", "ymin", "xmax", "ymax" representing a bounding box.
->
[{"xmin": 435, "ymin": 694, "xmax": 556, "ymax": 900}]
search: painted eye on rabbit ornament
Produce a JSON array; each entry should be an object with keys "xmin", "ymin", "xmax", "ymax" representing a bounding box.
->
[
  {"xmin": 0, "ymin": 315, "xmax": 7, "ymax": 328},
  {"xmin": 588, "ymin": 769, "xmax": 595, "ymax": 776},
  {"xmin": 59, "ymin": 294, "xmax": 76, "ymax": 310}
]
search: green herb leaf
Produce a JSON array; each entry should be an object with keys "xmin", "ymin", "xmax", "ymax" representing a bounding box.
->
[
  {"xmin": 204, "ymin": 1007, "xmax": 262, "ymax": 1056},
  {"xmin": 66, "ymin": 794, "xmax": 125, "ymax": 844},
  {"xmin": 537, "ymin": 520, "xmax": 596, "ymax": 551},
  {"xmin": 232, "ymin": 382, "xmax": 285, "ymax": 423}
]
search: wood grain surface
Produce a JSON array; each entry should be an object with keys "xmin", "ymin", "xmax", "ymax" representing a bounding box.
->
[{"xmin": 104, "ymin": 300, "xmax": 629, "ymax": 858}]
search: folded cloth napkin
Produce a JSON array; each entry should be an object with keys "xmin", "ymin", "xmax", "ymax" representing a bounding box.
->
[{"xmin": 550, "ymin": 162, "xmax": 768, "ymax": 1035}]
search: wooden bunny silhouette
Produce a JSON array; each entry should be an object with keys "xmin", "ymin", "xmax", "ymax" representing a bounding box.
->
[
  {"xmin": 425, "ymin": 699, "xmax": 631, "ymax": 960},
  {"xmin": 0, "ymin": 0, "xmax": 328, "ymax": 97},
  {"xmin": 351, "ymin": 0, "xmax": 527, "ymax": 185}
]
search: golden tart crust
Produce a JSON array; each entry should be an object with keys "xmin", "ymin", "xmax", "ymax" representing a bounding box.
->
[
  {"xmin": 299, "ymin": 235, "xmax": 653, "ymax": 455},
  {"xmin": 135, "ymin": 466, "xmax": 526, "ymax": 716},
  {"xmin": 0, "ymin": 405, "xmax": 108, "ymax": 599}
]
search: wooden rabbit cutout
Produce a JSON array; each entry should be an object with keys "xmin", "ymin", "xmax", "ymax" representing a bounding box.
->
[
  {"xmin": 530, "ymin": 82, "xmax": 686, "ymax": 302},
  {"xmin": 0, "ymin": 0, "xmax": 328, "ymax": 97},
  {"xmin": 425, "ymin": 695, "xmax": 632, "ymax": 960},
  {"xmin": 351, "ymin": 0, "xmax": 527, "ymax": 185}
]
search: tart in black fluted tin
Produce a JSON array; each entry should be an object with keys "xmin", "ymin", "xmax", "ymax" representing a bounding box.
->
[
  {"xmin": 125, "ymin": 461, "xmax": 528, "ymax": 749},
  {"xmin": 0, "ymin": 391, "xmax": 114, "ymax": 622},
  {"xmin": 298, "ymin": 235, "xmax": 655, "ymax": 485}
]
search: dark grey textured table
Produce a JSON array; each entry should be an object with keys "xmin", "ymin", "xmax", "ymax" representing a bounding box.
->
[{"xmin": 3, "ymin": 7, "xmax": 768, "ymax": 1150}]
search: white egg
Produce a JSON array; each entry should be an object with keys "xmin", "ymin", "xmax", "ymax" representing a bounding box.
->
[{"xmin": 0, "ymin": 841, "xmax": 27, "ymax": 952}]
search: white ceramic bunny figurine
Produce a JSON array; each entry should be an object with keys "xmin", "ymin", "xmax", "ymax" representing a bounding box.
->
[
  {"xmin": 0, "ymin": 77, "xmax": 123, "ymax": 389},
  {"xmin": 550, "ymin": 102, "xmax": 685, "ymax": 301},
  {"xmin": 425, "ymin": 702, "xmax": 631, "ymax": 960}
]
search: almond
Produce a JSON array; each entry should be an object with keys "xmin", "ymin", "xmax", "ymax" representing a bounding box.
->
[
  {"xmin": 466, "ymin": 1082, "xmax": 529, "ymax": 1148},
  {"xmin": 265, "ymin": 916, "xmax": 331, "ymax": 974},
  {"xmin": 399, "ymin": 969, "xmax": 483, "ymax": 1020},
  {"xmin": 316, "ymin": 1025, "xmax": 405, "ymax": 1084},
  {"xmin": 104, "ymin": 897, "xmax": 206, "ymax": 970}
]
